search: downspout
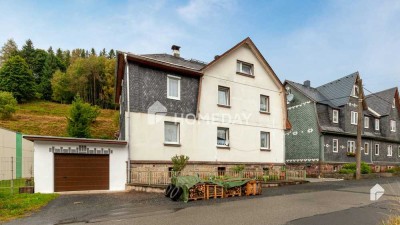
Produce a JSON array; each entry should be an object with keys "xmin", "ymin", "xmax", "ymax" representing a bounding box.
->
[{"xmin": 124, "ymin": 54, "xmax": 131, "ymax": 183}]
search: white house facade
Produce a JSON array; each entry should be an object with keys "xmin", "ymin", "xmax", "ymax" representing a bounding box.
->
[{"xmin": 115, "ymin": 38, "xmax": 290, "ymax": 174}]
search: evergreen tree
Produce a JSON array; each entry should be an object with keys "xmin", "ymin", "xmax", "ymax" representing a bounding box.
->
[
  {"xmin": 0, "ymin": 39, "xmax": 19, "ymax": 66},
  {"xmin": 100, "ymin": 48, "xmax": 106, "ymax": 56},
  {"xmin": 67, "ymin": 96, "xmax": 100, "ymax": 138},
  {"xmin": 90, "ymin": 48, "xmax": 96, "ymax": 56},
  {"xmin": 21, "ymin": 39, "xmax": 36, "ymax": 68},
  {"xmin": 0, "ymin": 56, "xmax": 35, "ymax": 102},
  {"xmin": 47, "ymin": 46, "xmax": 54, "ymax": 55},
  {"xmin": 80, "ymin": 49, "xmax": 86, "ymax": 58},
  {"xmin": 108, "ymin": 49, "xmax": 115, "ymax": 59},
  {"xmin": 31, "ymin": 49, "xmax": 48, "ymax": 84},
  {"xmin": 64, "ymin": 50, "xmax": 71, "ymax": 67}
]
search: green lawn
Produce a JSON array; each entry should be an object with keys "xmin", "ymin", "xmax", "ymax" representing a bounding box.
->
[
  {"xmin": 0, "ymin": 191, "xmax": 58, "ymax": 222},
  {"xmin": 0, "ymin": 101, "xmax": 118, "ymax": 139}
]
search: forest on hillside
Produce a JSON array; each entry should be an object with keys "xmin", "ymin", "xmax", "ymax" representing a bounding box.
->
[{"xmin": 0, "ymin": 38, "xmax": 117, "ymax": 109}]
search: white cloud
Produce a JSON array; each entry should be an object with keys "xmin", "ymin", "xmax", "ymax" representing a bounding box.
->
[{"xmin": 177, "ymin": 0, "xmax": 236, "ymax": 23}]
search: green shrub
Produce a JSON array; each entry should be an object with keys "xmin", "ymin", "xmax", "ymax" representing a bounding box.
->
[
  {"xmin": 171, "ymin": 154, "xmax": 189, "ymax": 173},
  {"xmin": 339, "ymin": 169, "xmax": 354, "ymax": 174},
  {"xmin": 341, "ymin": 162, "xmax": 371, "ymax": 174},
  {"xmin": 232, "ymin": 165, "xmax": 245, "ymax": 173},
  {"xmin": 0, "ymin": 91, "xmax": 17, "ymax": 120},
  {"xmin": 386, "ymin": 168, "xmax": 396, "ymax": 173},
  {"xmin": 66, "ymin": 96, "xmax": 100, "ymax": 138}
]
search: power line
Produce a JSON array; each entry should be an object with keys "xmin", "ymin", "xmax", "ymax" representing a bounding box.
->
[{"xmin": 363, "ymin": 86, "xmax": 394, "ymax": 106}]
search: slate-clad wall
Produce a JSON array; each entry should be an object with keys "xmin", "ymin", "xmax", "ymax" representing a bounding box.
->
[
  {"xmin": 285, "ymin": 85, "xmax": 320, "ymax": 162},
  {"xmin": 381, "ymin": 106, "xmax": 400, "ymax": 140},
  {"xmin": 119, "ymin": 70, "xmax": 127, "ymax": 140},
  {"xmin": 323, "ymin": 134, "xmax": 372, "ymax": 163},
  {"xmin": 128, "ymin": 62, "xmax": 199, "ymax": 117},
  {"xmin": 371, "ymin": 141, "xmax": 400, "ymax": 164},
  {"xmin": 342, "ymin": 97, "xmax": 360, "ymax": 134}
]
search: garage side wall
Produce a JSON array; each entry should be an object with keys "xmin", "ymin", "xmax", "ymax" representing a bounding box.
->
[{"xmin": 33, "ymin": 141, "xmax": 127, "ymax": 193}]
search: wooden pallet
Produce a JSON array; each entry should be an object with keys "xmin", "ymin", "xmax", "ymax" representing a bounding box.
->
[
  {"xmin": 224, "ymin": 186, "xmax": 242, "ymax": 197},
  {"xmin": 206, "ymin": 184, "xmax": 224, "ymax": 199},
  {"xmin": 188, "ymin": 183, "xmax": 206, "ymax": 201}
]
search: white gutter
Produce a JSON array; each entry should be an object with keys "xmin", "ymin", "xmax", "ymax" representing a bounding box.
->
[
  {"xmin": 124, "ymin": 53, "xmax": 131, "ymax": 183},
  {"xmin": 368, "ymin": 107, "xmax": 381, "ymax": 117}
]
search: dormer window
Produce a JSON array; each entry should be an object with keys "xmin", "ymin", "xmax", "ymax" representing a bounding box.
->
[
  {"xmin": 375, "ymin": 118, "xmax": 380, "ymax": 131},
  {"xmin": 393, "ymin": 98, "xmax": 396, "ymax": 108},
  {"xmin": 351, "ymin": 85, "xmax": 359, "ymax": 97},
  {"xmin": 237, "ymin": 60, "xmax": 254, "ymax": 77},
  {"xmin": 332, "ymin": 110, "xmax": 339, "ymax": 123},
  {"xmin": 390, "ymin": 120, "xmax": 396, "ymax": 132},
  {"xmin": 364, "ymin": 116, "xmax": 369, "ymax": 128}
]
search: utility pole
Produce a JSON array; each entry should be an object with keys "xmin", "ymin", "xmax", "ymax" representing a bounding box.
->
[{"xmin": 356, "ymin": 78, "xmax": 363, "ymax": 180}]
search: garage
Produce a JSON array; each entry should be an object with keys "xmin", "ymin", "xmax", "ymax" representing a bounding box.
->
[
  {"xmin": 54, "ymin": 154, "xmax": 110, "ymax": 192},
  {"xmin": 23, "ymin": 135, "xmax": 128, "ymax": 193}
]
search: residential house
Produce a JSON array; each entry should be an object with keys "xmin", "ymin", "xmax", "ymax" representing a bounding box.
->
[
  {"xmin": 115, "ymin": 37, "xmax": 290, "ymax": 175},
  {"xmin": 285, "ymin": 72, "xmax": 400, "ymax": 175}
]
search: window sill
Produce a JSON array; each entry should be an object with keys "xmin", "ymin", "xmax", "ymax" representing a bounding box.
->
[
  {"xmin": 217, "ymin": 104, "xmax": 231, "ymax": 108},
  {"xmin": 167, "ymin": 97, "xmax": 180, "ymax": 101},
  {"xmin": 260, "ymin": 148, "xmax": 271, "ymax": 152},
  {"xmin": 236, "ymin": 72, "xmax": 255, "ymax": 78},
  {"xmin": 216, "ymin": 145, "xmax": 230, "ymax": 149},
  {"xmin": 259, "ymin": 111, "xmax": 270, "ymax": 115},
  {"xmin": 164, "ymin": 143, "xmax": 181, "ymax": 147}
]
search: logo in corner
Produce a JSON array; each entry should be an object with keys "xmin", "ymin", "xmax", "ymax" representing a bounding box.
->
[
  {"xmin": 147, "ymin": 101, "xmax": 167, "ymax": 124},
  {"xmin": 370, "ymin": 184, "xmax": 384, "ymax": 201}
]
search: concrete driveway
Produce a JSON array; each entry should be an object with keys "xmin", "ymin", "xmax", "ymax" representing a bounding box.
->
[{"xmin": 5, "ymin": 177, "xmax": 400, "ymax": 225}]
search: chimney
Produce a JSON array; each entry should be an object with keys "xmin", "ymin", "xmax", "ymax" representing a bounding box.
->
[
  {"xmin": 171, "ymin": 45, "xmax": 181, "ymax": 57},
  {"xmin": 304, "ymin": 80, "xmax": 311, "ymax": 88},
  {"xmin": 214, "ymin": 55, "xmax": 220, "ymax": 60}
]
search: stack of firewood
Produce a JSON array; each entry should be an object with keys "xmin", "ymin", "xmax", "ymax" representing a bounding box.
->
[{"xmin": 188, "ymin": 183, "xmax": 206, "ymax": 200}]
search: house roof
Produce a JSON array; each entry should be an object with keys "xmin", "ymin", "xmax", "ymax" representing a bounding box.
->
[
  {"xmin": 285, "ymin": 72, "xmax": 367, "ymax": 109},
  {"xmin": 285, "ymin": 80, "xmax": 334, "ymax": 107},
  {"xmin": 365, "ymin": 87, "xmax": 398, "ymax": 116},
  {"xmin": 316, "ymin": 72, "xmax": 358, "ymax": 107},
  {"xmin": 141, "ymin": 54, "xmax": 206, "ymax": 70},
  {"xmin": 23, "ymin": 135, "xmax": 128, "ymax": 145}
]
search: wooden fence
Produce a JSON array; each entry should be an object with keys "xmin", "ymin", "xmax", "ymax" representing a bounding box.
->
[{"xmin": 130, "ymin": 169, "xmax": 306, "ymax": 186}]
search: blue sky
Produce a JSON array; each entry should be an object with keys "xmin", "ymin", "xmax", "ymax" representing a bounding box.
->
[{"xmin": 1, "ymin": 0, "xmax": 399, "ymax": 92}]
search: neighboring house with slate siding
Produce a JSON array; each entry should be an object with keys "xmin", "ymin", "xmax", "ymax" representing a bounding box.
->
[
  {"xmin": 114, "ymin": 37, "xmax": 290, "ymax": 175},
  {"xmin": 285, "ymin": 72, "xmax": 400, "ymax": 175},
  {"xmin": 0, "ymin": 127, "xmax": 34, "ymax": 180}
]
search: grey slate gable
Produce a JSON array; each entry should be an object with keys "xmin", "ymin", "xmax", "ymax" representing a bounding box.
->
[
  {"xmin": 316, "ymin": 72, "xmax": 358, "ymax": 107},
  {"xmin": 365, "ymin": 87, "xmax": 397, "ymax": 116}
]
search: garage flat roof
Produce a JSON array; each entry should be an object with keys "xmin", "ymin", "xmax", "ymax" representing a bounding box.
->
[{"xmin": 23, "ymin": 135, "xmax": 127, "ymax": 145}]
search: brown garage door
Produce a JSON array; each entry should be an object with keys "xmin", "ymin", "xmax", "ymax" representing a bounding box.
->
[{"xmin": 54, "ymin": 154, "xmax": 109, "ymax": 192}]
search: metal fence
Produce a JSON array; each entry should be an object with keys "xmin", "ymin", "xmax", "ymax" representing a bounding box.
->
[
  {"xmin": 0, "ymin": 157, "xmax": 34, "ymax": 194},
  {"xmin": 130, "ymin": 169, "xmax": 307, "ymax": 186}
]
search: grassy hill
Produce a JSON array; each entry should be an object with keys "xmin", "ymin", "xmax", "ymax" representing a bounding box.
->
[{"xmin": 0, "ymin": 101, "xmax": 118, "ymax": 139}]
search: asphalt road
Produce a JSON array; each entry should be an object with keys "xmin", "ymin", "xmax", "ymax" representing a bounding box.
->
[{"xmin": 5, "ymin": 177, "xmax": 400, "ymax": 225}]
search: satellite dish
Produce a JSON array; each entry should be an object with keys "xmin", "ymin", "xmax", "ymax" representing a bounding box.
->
[{"xmin": 287, "ymin": 93, "xmax": 294, "ymax": 102}]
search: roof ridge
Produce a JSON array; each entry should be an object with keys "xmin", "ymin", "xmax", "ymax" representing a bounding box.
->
[
  {"xmin": 366, "ymin": 87, "xmax": 397, "ymax": 97},
  {"xmin": 316, "ymin": 72, "xmax": 358, "ymax": 89}
]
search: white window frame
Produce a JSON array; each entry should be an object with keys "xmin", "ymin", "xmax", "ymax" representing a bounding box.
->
[
  {"xmin": 164, "ymin": 122, "xmax": 180, "ymax": 144},
  {"xmin": 351, "ymin": 85, "xmax": 359, "ymax": 97},
  {"xmin": 347, "ymin": 141, "xmax": 355, "ymax": 153},
  {"xmin": 390, "ymin": 120, "xmax": 396, "ymax": 132},
  {"xmin": 217, "ymin": 127, "xmax": 230, "ymax": 147},
  {"xmin": 217, "ymin": 86, "xmax": 230, "ymax": 106},
  {"xmin": 351, "ymin": 111, "xmax": 358, "ymax": 125},
  {"xmin": 236, "ymin": 60, "xmax": 254, "ymax": 76},
  {"xmin": 260, "ymin": 95, "xmax": 270, "ymax": 113},
  {"xmin": 167, "ymin": 75, "xmax": 181, "ymax": 100},
  {"xmin": 398, "ymin": 146, "xmax": 400, "ymax": 157},
  {"xmin": 375, "ymin": 119, "xmax": 380, "ymax": 131},
  {"xmin": 393, "ymin": 98, "xmax": 396, "ymax": 108},
  {"xmin": 375, "ymin": 144, "xmax": 380, "ymax": 155},
  {"xmin": 364, "ymin": 117, "xmax": 369, "ymax": 128},
  {"xmin": 364, "ymin": 142, "xmax": 369, "ymax": 155},
  {"xmin": 333, "ymin": 139, "xmax": 338, "ymax": 153},
  {"xmin": 332, "ymin": 110, "xmax": 339, "ymax": 123},
  {"xmin": 260, "ymin": 131, "xmax": 270, "ymax": 150},
  {"xmin": 388, "ymin": 145, "xmax": 393, "ymax": 157}
]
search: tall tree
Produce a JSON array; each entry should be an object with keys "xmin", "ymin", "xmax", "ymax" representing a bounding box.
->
[
  {"xmin": 108, "ymin": 49, "xmax": 115, "ymax": 59},
  {"xmin": 31, "ymin": 49, "xmax": 48, "ymax": 84},
  {"xmin": 51, "ymin": 70, "xmax": 74, "ymax": 103},
  {"xmin": 90, "ymin": 48, "xmax": 96, "ymax": 56},
  {"xmin": 21, "ymin": 39, "xmax": 36, "ymax": 68},
  {"xmin": 100, "ymin": 48, "xmax": 106, "ymax": 56},
  {"xmin": 0, "ymin": 56, "xmax": 35, "ymax": 102},
  {"xmin": 64, "ymin": 50, "xmax": 71, "ymax": 67},
  {"xmin": 0, "ymin": 39, "xmax": 19, "ymax": 66},
  {"xmin": 47, "ymin": 46, "xmax": 54, "ymax": 55}
]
